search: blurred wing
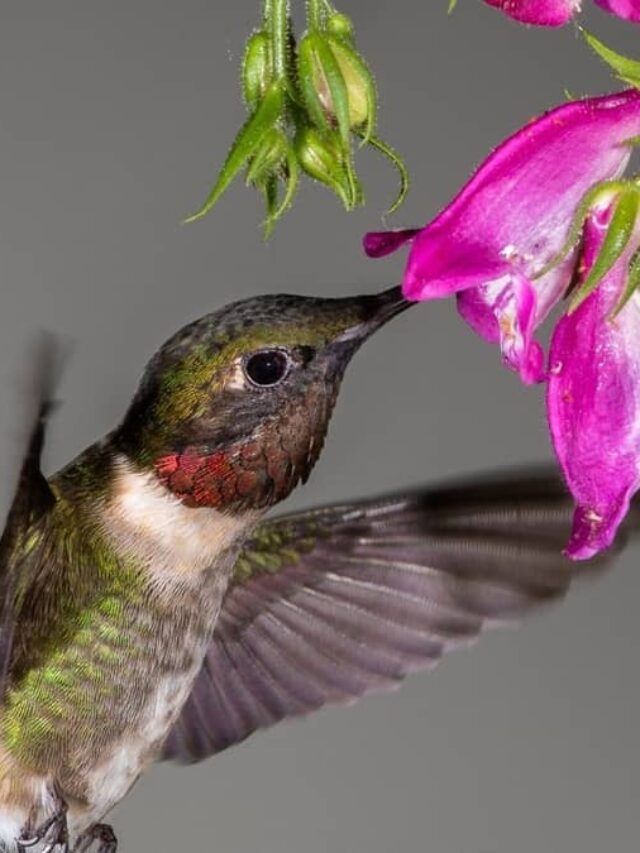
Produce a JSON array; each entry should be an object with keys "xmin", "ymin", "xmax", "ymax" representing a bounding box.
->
[
  {"xmin": 0, "ymin": 336, "xmax": 59, "ymax": 699},
  {"xmin": 162, "ymin": 472, "xmax": 605, "ymax": 763}
]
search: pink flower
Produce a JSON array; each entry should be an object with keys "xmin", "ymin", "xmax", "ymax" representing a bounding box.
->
[
  {"xmin": 482, "ymin": 0, "xmax": 640, "ymax": 25},
  {"xmin": 547, "ymin": 198, "xmax": 640, "ymax": 559},
  {"xmin": 364, "ymin": 89, "xmax": 640, "ymax": 384},
  {"xmin": 364, "ymin": 90, "xmax": 640, "ymax": 558},
  {"xmin": 483, "ymin": 0, "xmax": 580, "ymax": 26}
]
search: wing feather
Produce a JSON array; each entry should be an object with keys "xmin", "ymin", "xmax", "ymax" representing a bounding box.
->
[
  {"xmin": 0, "ymin": 336, "xmax": 61, "ymax": 700},
  {"xmin": 162, "ymin": 472, "xmax": 614, "ymax": 763}
]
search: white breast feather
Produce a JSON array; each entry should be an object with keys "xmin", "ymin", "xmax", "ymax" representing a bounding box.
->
[{"xmin": 104, "ymin": 455, "xmax": 258, "ymax": 586}]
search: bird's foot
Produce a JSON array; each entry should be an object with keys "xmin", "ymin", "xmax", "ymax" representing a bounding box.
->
[
  {"xmin": 17, "ymin": 788, "xmax": 69, "ymax": 853},
  {"xmin": 71, "ymin": 824, "xmax": 117, "ymax": 853}
]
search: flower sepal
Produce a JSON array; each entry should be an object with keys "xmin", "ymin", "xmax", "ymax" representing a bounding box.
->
[
  {"xmin": 294, "ymin": 125, "xmax": 360, "ymax": 209},
  {"xmin": 242, "ymin": 30, "xmax": 273, "ymax": 111},
  {"xmin": 569, "ymin": 184, "xmax": 640, "ymax": 313},
  {"xmin": 243, "ymin": 127, "xmax": 299, "ymax": 237},
  {"xmin": 583, "ymin": 30, "xmax": 640, "ymax": 91},
  {"xmin": 245, "ymin": 126, "xmax": 290, "ymax": 186},
  {"xmin": 184, "ymin": 81, "xmax": 286, "ymax": 225}
]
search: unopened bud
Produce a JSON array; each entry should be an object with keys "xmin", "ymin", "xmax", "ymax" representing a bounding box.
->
[
  {"xmin": 297, "ymin": 33, "xmax": 376, "ymax": 138},
  {"xmin": 294, "ymin": 126, "xmax": 353, "ymax": 208},
  {"xmin": 326, "ymin": 12, "xmax": 355, "ymax": 42},
  {"xmin": 329, "ymin": 39, "xmax": 372, "ymax": 129},
  {"xmin": 246, "ymin": 127, "xmax": 289, "ymax": 185},
  {"xmin": 242, "ymin": 31, "xmax": 273, "ymax": 110}
]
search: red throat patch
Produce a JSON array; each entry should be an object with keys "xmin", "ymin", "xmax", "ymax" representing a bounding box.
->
[
  {"xmin": 154, "ymin": 446, "xmax": 265, "ymax": 509},
  {"xmin": 153, "ymin": 387, "xmax": 330, "ymax": 510}
]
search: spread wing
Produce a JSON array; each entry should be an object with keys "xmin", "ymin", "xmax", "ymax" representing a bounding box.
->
[
  {"xmin": 162, "ymin": 471, "xmax": 611, "ymax": 764},
  {"xmin": 0, "ymin": 337, "xmax": 59, "ymax": 700}
]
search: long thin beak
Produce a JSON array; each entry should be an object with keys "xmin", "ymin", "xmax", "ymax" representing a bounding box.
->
[{"xmin": 334, "ymin": 285, "xmax": 413, "ymax": 345}]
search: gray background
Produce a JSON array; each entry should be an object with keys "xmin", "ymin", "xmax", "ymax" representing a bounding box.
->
[{"xmin": 0, "ymin": 2, "xmax": 639, "ymax": 851}]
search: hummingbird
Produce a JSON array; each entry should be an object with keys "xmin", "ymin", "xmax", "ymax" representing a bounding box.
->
[{"xmin": 0, "ymin": 286, "xmax": 613, "ymax": 853}]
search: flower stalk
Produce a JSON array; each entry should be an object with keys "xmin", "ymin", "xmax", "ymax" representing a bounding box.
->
[{"xmin": 270, "ymin": 0, "xmax": 290, "ymax": 79}]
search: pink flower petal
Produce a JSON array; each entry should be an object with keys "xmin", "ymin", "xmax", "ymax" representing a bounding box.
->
[
  {"xmin": 483, "ymin": 0, "xmax": 580, "ymax": 26},
  {"xmin": 456, "ymin": 252, "xmax": 576, "ymax": 379},
  {"xmin": 458, "ymin": 276, "xmax": 546, "ymax": 383},
  {"xmin": 593, "ymin": 0, "xmax": 640, "ymax": 22},
  {"xmin": 363, "ymin": 229, "xmax": 420, "ymax": 258},
  {"xmin": 402, "ymin": 90, "xmax": 640, "ymax": 302},
  {"xmin": 365, "ymin": 91, "xmax": 640, "ymax": 389},
  {"xmin": 547, "ymin": 210, "xmax": 640, "ymax": 559},
  {"xmin": 382, "ymin": 90, "xmax": 640, "ymax": 380}
]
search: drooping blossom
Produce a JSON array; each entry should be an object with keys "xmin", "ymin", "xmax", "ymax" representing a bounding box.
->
[
  {"xmin": 364, "ymin": 90, "xmax": 640, "ymax": 557},
  {"xmin": 482, "ymin": 0, "xmax": 640, "ymax": 25},
  {"xmin": 547, "ymin": 197, "xmax": 640, "ymax": 559},
  {"xmin": 483, "ymin": 0, "xmax": 579, "ymax": 26},
  {"xmin": 364, "ymin": 89, "xmax": 640, "ymax": 385},
  {"xmin": 594, "ymin": 0, "xmax": 640, "ymax": 22}
]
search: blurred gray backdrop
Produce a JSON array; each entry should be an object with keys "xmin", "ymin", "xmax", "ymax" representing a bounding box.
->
[{"xmin": 0, "ymin": 2, "xmax": 638, "ymax": 852}]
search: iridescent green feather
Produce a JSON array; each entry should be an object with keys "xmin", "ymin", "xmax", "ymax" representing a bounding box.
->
[
  {"xmin": 231, "ymin": 516, "xmax": 328, "ymax": 584},
  {"xmin": 0, "ymin": 467, "xmax": 155, "ymax": 764}
]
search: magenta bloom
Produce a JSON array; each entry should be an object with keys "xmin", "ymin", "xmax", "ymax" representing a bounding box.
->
[
  {"xmin": 594, "ymin": 0, "xmax": 640, "ymax": 23},
  {"xmin": 548, "ymin": 201, "xmax": 640, "ymax": 559},
  {"xmin": 483, "ymin": 0, "xmax": 579, "ymax": 26},
  {"xmin": 365, "ymin": 89, "xmax": 640, "ymax": 384},
  {"xmin": 483, "ymin": 0, "xmax": 640, "ymax": 24},
  {"xmin": 365, "ymin": 89, "xmax": 640, "ymax": 558}
]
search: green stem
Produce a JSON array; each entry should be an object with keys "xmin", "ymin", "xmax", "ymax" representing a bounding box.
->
[
  {"xmin": 307, "ymin": 0, "xmax": 323, "ymax": 30},
  {"xmin": 270, "ymin": 0, "xmax": 289, "ymax": 78},
  {"xmin": 263, "ymin": 0, "xmax": 273, "ymax": 24}
]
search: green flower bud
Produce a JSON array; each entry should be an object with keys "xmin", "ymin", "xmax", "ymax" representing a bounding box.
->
[
  {"xmin": 326, "ymin": 12, "xmax": 355, "ymax": 42},
  {"xmin": 246, "ymin": 127, "xmax": 289, "ymax": 186},
  {"xmin": 328, "ymin": 39, "xmax": 371, "ymax": 129},
  {"xmin": 297, "ymin": 32, "xmax": 376, "ymax": 143},
  {"xmin": 188, "ymin": 0, "xmax": 408, "ymax": 232},
  {"xmin": 242, "ymin": 31, "xmax": 273, "ymax": 111},
  {"xmin": 294, "ymin": 126, "xmax": 355, "ymax": 208}
]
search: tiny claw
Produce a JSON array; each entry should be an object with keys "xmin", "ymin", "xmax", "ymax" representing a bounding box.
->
[
  {"xmin": 72, "ymin": 822, "xmax": 117, "ymax": 853},
  {"xmin": 17, "ymin": 787, "xmax": 69, "ymax": 853}
]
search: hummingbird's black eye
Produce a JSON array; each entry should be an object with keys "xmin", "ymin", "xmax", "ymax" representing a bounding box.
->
[{"xmin": 244, "ymin": 349, "xmax": 290, "ymax": 388}]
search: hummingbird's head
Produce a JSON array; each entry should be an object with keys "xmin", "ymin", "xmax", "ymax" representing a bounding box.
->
[{"xmin": 116, "ymin": 286, "xmax": 409, "ymax": 511}]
